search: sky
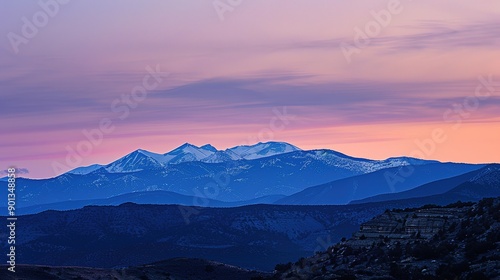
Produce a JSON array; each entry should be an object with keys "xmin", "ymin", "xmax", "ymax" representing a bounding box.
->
[{"xmin": 1, "ymin": 0, "xmax": 499, "ymax": 178}]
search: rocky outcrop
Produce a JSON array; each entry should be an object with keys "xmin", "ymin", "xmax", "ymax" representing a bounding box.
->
[
  {"xmin": 353, "ymin": 207, "xmax": 466, "ymax": 243},
  {"xmin": 274, "ymin": 197, "xmax": 500, "ymax": 280}
]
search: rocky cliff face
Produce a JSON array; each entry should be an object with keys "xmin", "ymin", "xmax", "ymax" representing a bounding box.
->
[
  {"xmin": 274, "ymin": 197, "xmax": 500, "ymax": 280},
  {"xmin": 353, "ymin": 207, "xmax": 466, "ymax": 241}
]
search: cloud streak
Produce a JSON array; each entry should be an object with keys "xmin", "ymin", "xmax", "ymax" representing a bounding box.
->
[{"xmin": 280, "ymin": 20, "xmax": 500, "ymax": 53}]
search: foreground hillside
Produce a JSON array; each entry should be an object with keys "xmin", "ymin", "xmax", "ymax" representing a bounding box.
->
[
  {"xmin": 0, "ymin": 203, "xmax": 387, "ymax": 271},
  {"xmin": 274, "ymin": 197, "xmax": 500, "ymax": 279},
  {"xmin": 0, "ymin": 258, "xmax": 271, "ymax": 280}
]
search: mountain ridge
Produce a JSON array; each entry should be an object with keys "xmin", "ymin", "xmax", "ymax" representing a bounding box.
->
[{"xmin": 68, "ymin": 141, "xmax": 302, "ymax": 175}]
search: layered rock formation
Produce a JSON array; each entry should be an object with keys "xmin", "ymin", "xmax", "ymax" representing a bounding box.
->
[{"xmin": 274, "ymin": 198, "xmax": 500, "ymax": 280}]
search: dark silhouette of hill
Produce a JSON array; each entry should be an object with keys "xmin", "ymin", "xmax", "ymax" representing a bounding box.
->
[{"xmin": 0, "ymin": 258, "xmax": 271, "ymax": 280}]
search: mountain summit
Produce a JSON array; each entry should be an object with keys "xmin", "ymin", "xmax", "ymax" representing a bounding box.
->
[
  {"xmin": 228, "ymin": 142, "xmax": 301, "ymax": 160},
  {"xmin": 68, "ymin": 141, "xmax": 302, "ymax": 175}
]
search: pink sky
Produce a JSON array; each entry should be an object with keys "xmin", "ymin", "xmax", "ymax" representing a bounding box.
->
[{"xmin": 1, "ymin": 0, "xmax": 499, "ymax": 178}]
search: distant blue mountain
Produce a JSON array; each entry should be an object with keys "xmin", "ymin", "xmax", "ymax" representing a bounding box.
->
[
  {"xmin": 445, "ymin": 164, "xmax": 500, "ymax": 200},
  {"xmin": 349, "ymin": 166, "xmax": 489, "ymax": 204},
  {"xmin": 275, "ymin": 163, "xmax": 484, "ymax": 205},
  {"xmin": 14, "ymin": 191, "xmax": 286, "ymax": 215},
  {"xmin": 359, "ymin": 164, "xmax": 500, "ymax": 208}
]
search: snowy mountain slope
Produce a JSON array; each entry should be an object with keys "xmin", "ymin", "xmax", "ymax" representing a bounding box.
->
[
  {"xmin": 105, "ymin": 150, "xmax": 165, "ymax": 173},
  {"xmin": 164, "ymin": 143, "xmax": 215, "ymax": 164},
  {"xmin": 200, "ymin": 144, "xmax": 217, "ymax": 152},
  {"xmin": 201, "ymin": 149, "xmax": 242, "ymax": 163},
  {"xmin": 292, "ymin": 149, "xmax": 437, "ymax": 175},
  {"xmin": 96, "ymin": 142, "xmax": 303, "ymax": 173},
  {"xmin": 85, "ymin": 141, "xmax": 435, "ymax": 176},
  {"xmin": 67, "ymin": 164, "xmax": 104, "ymax": 175},
  {"xmin": 228, "ymin": 141, "xmax": 301, "ymax": 160},
  {"xmin": 103, "ymin": 143, "xmax": 218, "ymax": 173}
]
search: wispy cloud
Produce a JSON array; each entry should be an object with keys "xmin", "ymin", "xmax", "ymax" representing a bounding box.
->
[
  {"xmin": 377, "ymin": 20, "xmax": 500, "ymax": 51},
  {"xmin": 280, "ymin": 20, "xmax": 500, "ymax": 53},
  {"xmin": 148, "ymin": 76, "xmax": 499, "ymax": 125}
]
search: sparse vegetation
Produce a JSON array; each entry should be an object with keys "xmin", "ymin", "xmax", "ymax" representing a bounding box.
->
[
  {"xmin": 273, "ymin": 197, "xmax": 500, "ymax": 279},
  {"xmin": 204, "ymin": 264, "xmax": 215, "ymax": 273},
  {"xmin": 274, "ymin": 262, "xmax": 292, "ymax": 273}
]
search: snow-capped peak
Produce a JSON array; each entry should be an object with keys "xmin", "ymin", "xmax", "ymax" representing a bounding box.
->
[
  {"xmin": 228, "ymin": 141, "xmax": 301, "ymax": 160},
  {"xmin": 136, "ymin": 149, "xmax": 169, "ymax": 163},
  {"xmin": 168, "ymin": 143, "xmax": 199, "ymax": 153},
  {"xmin": 164, "ymin": 143, "xmax": 216, "ymax": 164},
  {"xmin": 202, "ymin": 149, "xmax": 242, "ymax": 163},
  {"xmin": 105, "ymin": 150, "xmax": 164, "ymax": 173},
  {"xmin": 200, "ymin": 144, "xmax": 218, "ymax": 152},
  {"xmin": 66, "ymin": 142, "xmax": 304, "ymax": 175}
]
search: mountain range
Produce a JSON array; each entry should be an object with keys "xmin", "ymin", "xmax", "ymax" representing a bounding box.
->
[
  {"xmin": 68, "ymin": 142, "xmax": 302, "ymax": 174},
  {"xmin": 3, "ymin": 141, "xmax": 462, "ymax": 209},
  {"xmin": 16, "ymin": 162, "xmax": 482, "ymax": 215},
  {"xmin": 1, "ymin": 141, "xmax": 490, "ymax": 213}
]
